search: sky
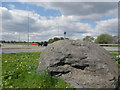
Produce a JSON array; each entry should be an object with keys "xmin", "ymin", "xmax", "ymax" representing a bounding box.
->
[{"xmin": 0, "ymin": 0, "xmax": 118, "ymax": 42}]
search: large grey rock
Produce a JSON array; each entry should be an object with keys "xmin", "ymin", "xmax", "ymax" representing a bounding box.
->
[{"xmin": 37, "ymin": 40, "xmax": 118, "ymax": 88}]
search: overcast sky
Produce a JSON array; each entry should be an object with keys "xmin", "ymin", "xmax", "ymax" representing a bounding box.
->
[{"xmin": 0, "ymin": 1, "xmax": 118, "ymax": 42}]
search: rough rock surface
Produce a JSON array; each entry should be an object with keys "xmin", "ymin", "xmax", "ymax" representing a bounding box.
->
[{"xmin": 37, "ymin": 40, "xmax": 118, "ymax": 88}]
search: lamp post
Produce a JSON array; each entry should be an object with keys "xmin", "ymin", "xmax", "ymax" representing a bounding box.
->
[
  {"xmin": 56, "ymin": 18, "xmax": 59, "ymax": 37},
  {"xmin": 19, "ymin": 32, "xmax": 20, "ymax": 42},
  {"xmin": 27, "ymin": 5, "xmax": 29, "ymax": 46},
  {"xmin": 57, "ymin": 23, "xmax": 59, "ymax": 37},
  {"xmin": 64, "ymin": 32, "xmax": 66, "ymax": 39}
]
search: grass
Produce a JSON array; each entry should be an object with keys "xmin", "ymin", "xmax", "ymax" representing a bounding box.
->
[
  {"xmin": 109, "ymin": 51, "xmax": 120, "ymax": 70},
  {"xmin": 2, "ymin": 52, "xmax": 73, "ymax": 88}
]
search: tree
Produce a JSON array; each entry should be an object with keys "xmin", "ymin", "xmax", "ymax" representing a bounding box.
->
[
  {"xmin": 60, "ymin": 37, "xmax": 64, "ymax": 40},
  {"xmin": 48, "ymin": 39, "xmax": 54, "ymax": 43},
  {"xmin": 48, "ymin": 37, "xmax": 66, "ymax": 44},
  {"xmin": 83, "ymin": 36, "xmax": 94, "ymax": 42},
  {"xmin": 95, "ymin": 34, "xmax": 113, "ymax": 44},
  {"xmin": 53, "ymin": 37, "xmax": 60, "ymax": 41}
]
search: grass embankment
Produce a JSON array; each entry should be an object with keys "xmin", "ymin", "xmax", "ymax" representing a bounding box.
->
[{"xmin": 2, "ymin": 52, "xmax": 72, "ymax": 88}]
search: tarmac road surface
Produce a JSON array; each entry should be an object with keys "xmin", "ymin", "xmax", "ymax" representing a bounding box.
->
[
  {"xmin": 1, "ymin": 44, "xmax": 119, "ymax": 53},
  {"xmin": 103, "ymin": 47, "xmax": 118, "ymax": 51},
  {"xmin": 1, "ymin": 44, "xmax": 46, "ymax": 53}
]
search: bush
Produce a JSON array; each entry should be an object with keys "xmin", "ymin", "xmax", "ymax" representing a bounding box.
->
[
  {"xmin": 48, "ymin": 37, "xmax": 65, "ymax": 44},
  {"xmin": 95, "ymin": 34, "xmax": 113, "ymax": 44}
]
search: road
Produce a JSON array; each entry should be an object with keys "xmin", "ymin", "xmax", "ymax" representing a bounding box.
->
[
  {"xmin": 1, "ymin": 44, "xmax": 46, "ymax": 53},
  {"xmin": 103, "ymin": 47, "xmax": 118, "ymax": 51},
  {"xmin": 1, "ymin": 44, "xmax": 119, "ymax": 53}
]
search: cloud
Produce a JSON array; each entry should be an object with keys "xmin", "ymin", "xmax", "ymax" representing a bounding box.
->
[
  {"xmin": 8, "ymin": 4, "xmax": 15, "ymax": 9},
  {"xmin": 3, "ymin": 0, "xmax": 119, "ymax": 2},
  {"xmin": 94, "ymin": 18, "xmax": 118, "ymax": 36},
  {"xmin": 1, "ymin": 5, "xmax": 118, "ymax": 41},
  {"xmin": 47, "ymin": 2, "xmax": 117, "ymax": 15},
  {"xmin": 0, "ymin": 7, "xmax": 13, "ymax": 20},
  {"xmin": 1, "ymin": 7, "xmax": 47, "ymax": 33},
  {"xmin": 30, "ymin": 2, "xmax": 118, "ymax": 21}
]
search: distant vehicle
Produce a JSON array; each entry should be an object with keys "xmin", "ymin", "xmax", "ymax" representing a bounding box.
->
[
  {"xmin": 37, "ymin": 42, "xmax": 43, "ymax": 46},
  {"xmin": 43, "ymin": 41, "xmax": 48, "ymax": 46},
  {"xmin": 37, "ymin": 41, "xmax": 48, "ymax": 46},
  {"xmin": 31, "ymin": 43, "xmax": 37, "ymax": 45}
]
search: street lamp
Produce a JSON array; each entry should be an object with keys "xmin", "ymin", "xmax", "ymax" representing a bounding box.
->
[
  {"xmin": 27, "ymin": 4, "xmax": 29, "ymax": 46},
  {"xmin": 64, "ymin": 32, "xmax": 66, "ymax": 39},
  {"xmin": 19, "ymin": 32, "xmax": 20, "ymax": 42}
]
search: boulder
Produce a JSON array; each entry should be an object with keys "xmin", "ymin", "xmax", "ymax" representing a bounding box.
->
[{"xmin": 37, "ymin": 40, "xmax": 118, "ymax": 88}]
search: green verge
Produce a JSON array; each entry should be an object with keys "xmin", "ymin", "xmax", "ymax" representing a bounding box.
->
[
  {"xmin": 2, "ymin": 52, "xmax": 73, "ymax": 88},
  {"xmin": 109, "ymin": 51, "xmax": 120, "ymax": 70}
]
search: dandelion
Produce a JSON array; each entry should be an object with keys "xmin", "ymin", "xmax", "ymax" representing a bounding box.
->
[
  {"xmin": 9, "ymin": 85, "xmax": 13, "ymax": 88},
  {"xmin": 38, "ymin": 86, "xmax": 41, "ymax": 88},
  {"xmin": 29, "ymin": 66, "xmax": 31, "ymax": 69},
  {"xmin": 8, "ymin": 76, "xmax": 12, "ymax": 79},
  {"xmin": 116, "ymin": 55, "xmax": 120, "ymax": 59},
  {"xmin": 4, "ymin": 61, "xmax": 7, "ymax": 63},
  {"xmin": 28, "ymin": 72, "xmax": 31, "ymax": 74},
  {"xmin": 66, "ymin": 86, "xmax": 68, "ymax": 88}
]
